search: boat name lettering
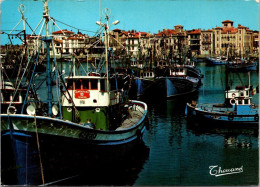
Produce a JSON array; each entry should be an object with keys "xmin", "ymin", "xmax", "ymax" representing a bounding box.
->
[
  {"xmin": 75, "ymin": 90, "xmax": 90, "ymax": 99},
  {"xmin": 79, "ymin": 131, "xmax": 97, "ymax": 140}
]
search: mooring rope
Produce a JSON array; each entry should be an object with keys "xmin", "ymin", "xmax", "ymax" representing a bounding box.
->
[{"xmin": 34, "ymin": 115, "xmax": 45, "ymax": 185}]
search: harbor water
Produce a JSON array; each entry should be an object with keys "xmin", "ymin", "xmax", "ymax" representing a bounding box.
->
[{"xmin": 17, "ymin": 61, "xmax": 259, "ymax": 186}]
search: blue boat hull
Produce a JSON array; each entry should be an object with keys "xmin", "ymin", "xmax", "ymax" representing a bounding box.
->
[
  {"xmin": 134, "ymin": 77, "xmax": 196, "ymax": 98},
  {"xmin": 1, "ymin": 126, "xmax": 147, "ymax": 185},
  {"xmin": 186, "ymin": 103, "xmax": 259, "ymax": 125},
  {"xmin": 1, "ymin": 100, "xmax": 148, "ymax": 185}
]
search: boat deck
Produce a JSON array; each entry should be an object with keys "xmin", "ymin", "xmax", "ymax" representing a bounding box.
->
[{"xmin": 116, "ymin": 107, "xmax": 145, "ymax": 130}]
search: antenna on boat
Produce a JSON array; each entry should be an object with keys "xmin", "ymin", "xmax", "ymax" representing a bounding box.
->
[{"xmin": 96, "ymin": 8, "xmax": 120, "ymax": 98}]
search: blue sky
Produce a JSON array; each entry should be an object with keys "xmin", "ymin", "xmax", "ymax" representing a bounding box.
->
[{"xmin": 1, "ymin": 0, "xmax": 259, "ymax": 44}]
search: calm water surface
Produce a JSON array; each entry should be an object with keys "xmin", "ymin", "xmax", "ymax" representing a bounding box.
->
[
  {"xmin": 135, "ymin": 63, "xmax": 259, "ymax": 186},
  {"xmin": 36, "ymin": 62, "xmax": 259, "ymax": 186}
]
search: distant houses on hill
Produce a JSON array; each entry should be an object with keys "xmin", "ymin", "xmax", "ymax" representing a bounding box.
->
[{"xmin": 11, "ymin": 20, "xmax": 259, "ymax": 59}]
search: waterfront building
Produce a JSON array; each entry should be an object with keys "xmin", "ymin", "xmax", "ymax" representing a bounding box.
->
[
  {"xmin": 252, "ymin": 31, "xmax": 259, "ymax": 55},
  {"xmin": 25, "ymin": 29, "xmax": 93, "ymax": 57},
  {"xmin": 187, "ymin": 29, "xmax": 201, "ymax": 56},
  {"xmin": 213, "ymin": 20, "xmax": 256, "ymax": 58},
  {"xmin": 17, "ymin": 21, "xmax": 259, "ymax": 60},
  {"xmin": 201, "ymin": 29, "xmax": 214, "ymax": 56}
]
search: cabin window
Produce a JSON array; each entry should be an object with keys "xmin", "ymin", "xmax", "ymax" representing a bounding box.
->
[
  {"xmin": 240, "ymin": 92, "xmax": 244, "ymax": 97},
  {"xmin": 90, "ymin": 79, "xmax": 98, "ymax": 90},
  {"xmin": 67, "ymin": 80, "xmax": 73, "ymax": 89},
  {"xmin": 82, "ymin": 79, "xmax": 89, "ymax": 89},
  {"xmin": 100, "ymin": 79, "xmax": 106, "ymax": 92},
  {"xmin": 244, "ymin": 99, "xmax": 249, "ymax": 104},
  {"xmin": 75, "ymin": 79, "xmax": 81, "ymax": 89},
  {"xmin": 238, "ymin": 100, "xmax": 243, "ymax": 105}
]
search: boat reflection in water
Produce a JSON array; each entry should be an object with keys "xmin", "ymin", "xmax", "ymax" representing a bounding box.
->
[
  {"xmin": 186, "ymin": 118, "xmax": 258, "ymax": 148},
  {"xmin": 2, "ymin": 139, "xmax": 150, "ymax": 185}
]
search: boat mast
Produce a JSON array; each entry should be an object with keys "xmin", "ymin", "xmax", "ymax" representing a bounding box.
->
[{"xmin": 42, "ymin": 0, "xmax": 53, "ymax": 117}]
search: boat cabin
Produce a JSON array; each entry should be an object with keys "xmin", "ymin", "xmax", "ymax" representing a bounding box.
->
[
  {"xmin": 62, "ymin": 75, "xmax": 121, "ymax": 108},
  {"xmin": 0, "ymin": 82, "xmax": 24, "ymax": 104},
  {"xmin": 157, "ymin": 61, "xmax": 169, "ymax": 67},
  {"xmin": 0, "ymin": 81, "xmax": 24, "ymax": 114},
  {"xmin": 169, "ymin": 66, "xmax": 187, "ymax": 77},
  {"xmin": 140, "ymin": 71, "xmax": 154, "ymax": 79},
  {"xmin": 225, "ymin": 86, "xmax": 252, "ymax": 114}
]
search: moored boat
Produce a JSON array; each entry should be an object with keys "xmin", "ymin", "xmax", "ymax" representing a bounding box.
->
[
  {"xmin": 206, "ymin": 56, "xmax": 228, "ymax": 65},
  {"xmin": 227, "ymin": 58, "xmax": 257, "ymax": 72},
  {"xmin": 1, "ymin": 2, "xmax": 148, "ymax": 185},
  {"xmin": 186, "ymin": 85, "xmax": 259, "ymax": 125}
]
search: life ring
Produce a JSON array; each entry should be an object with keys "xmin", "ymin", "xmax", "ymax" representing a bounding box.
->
[
  {"xmin": 230, "ymin": 99, "xmax": 236, "ymax": 105},
  {"xmin": 7, "ymin": 106, "xmax": 17, "ymax": 114},
  {"xmin": 254, "ymin": 114, "xmax": 259, "ymax": 121},
  {"xmin": 228, "ymin": 112, "xmax": 234, "ymax": 121}
]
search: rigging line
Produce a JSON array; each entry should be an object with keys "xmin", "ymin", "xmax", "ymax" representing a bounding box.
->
[
  {"xmin": 49, "ymin": 17, "xmax": 66, "ymax": 35},
  {"xmin": 9, "ymin": 19, "xmax": 23, "ymax": 34},
  {"xmin": 76, "ymin": 56, "xmax": 88, "ymax": 74},
  {"xmin": 9, "ymin": 47, "xmax": 32, "ymax": 109},
  {"xmin": 38, "ymin": 19, "xmax": 46, "ymax": 38},
  {"xmin": 24, "ymin": 19, "xmax": 34, "ymax": 32},
  {"xmin": 31, "ymin": 18, "xmax": 44, "ymax": 36},
  {"xmin": 15, "ymin": 44, "xmax": 27, "ymax": 86},
  {"xmin": 21, "ymin": 40, "xmax": 44, "ymax": 114},
  {"xmin": 34, "ymin": 115, "xmax": 45, "ymax": 185},
  {"xmin": 110, "ymin": 35, "xmax": 126, "ymax": 49},
  {"xmin": 51, "ymin": 17, "xmax": 97, "ymax": 34}
]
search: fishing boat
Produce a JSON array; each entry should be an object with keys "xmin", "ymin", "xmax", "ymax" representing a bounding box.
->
[
  {"xmin": 206, "ymin": 56, "xmax": 228, "ymax": 65},
  {"xmin": 149, "ymin": 65, "xmax": 196, "ymax": 98},
  {"xmin": 134, "ymin": 70, "xmax": 155, "ymax": 97},
  {"xmin": 1, "ymin": 2, "xmax": 148, "ymax": 185},
  {"xmin": 227, "ymin": 58, "xmax": 257, "ymax": 72},
  {"xmin": 186, "ymin": 72, "xmax": 259, "ymax": 125}
]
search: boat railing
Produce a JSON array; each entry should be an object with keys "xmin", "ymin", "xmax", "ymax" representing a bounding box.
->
[{"xmin": 196, "ymin": 103, "xmax": 258, "ymax": 115}]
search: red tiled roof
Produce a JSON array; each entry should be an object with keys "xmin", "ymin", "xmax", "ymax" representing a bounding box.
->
[
  {"xmin": 222, "ymin": 28, "xmax": 238, "ymax": 34},
  {"xmin": 113, "ymin": 29, "xmax": 121, "ymax": 32},
  {"xmin": 222, "ymin": 20, "xmax": 233, "ymax": 23},
  {"xmin": 215, "ymin": 27, "xmax": 222, "ymax": 30},
  {"xmin": 238, "ymin": 25, "xmax": 247, "ymax": 28},
  {"xmin": 52, "ymin": 29, "xmax": 74, "ymax": 34},
  {"xmin": 156, "ymin": 29, "xmax": 177, "ymax": 36},
  {"xmin": 188, "ymin": 29, "xmax": 201, "ymax": 34}
]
